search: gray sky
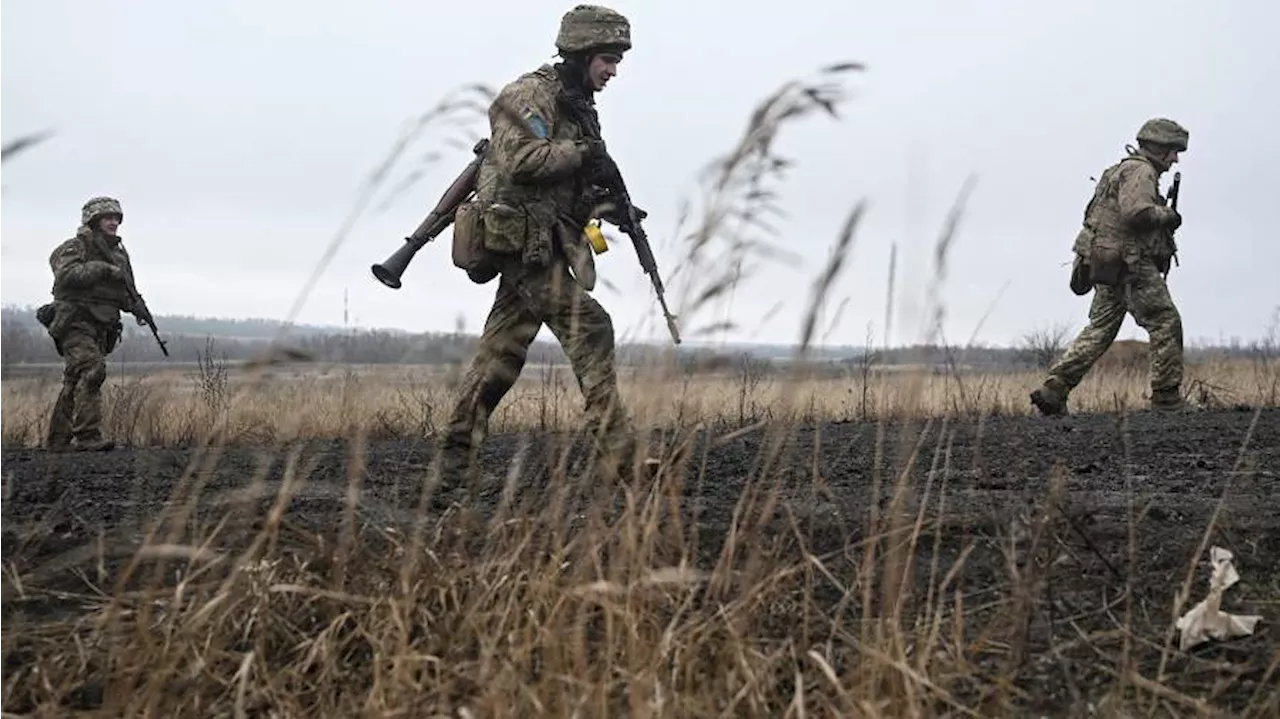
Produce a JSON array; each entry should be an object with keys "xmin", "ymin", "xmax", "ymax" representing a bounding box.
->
[{"xmin": 4, "ymin": 0, "xmax": 1278, "ymax": 349}]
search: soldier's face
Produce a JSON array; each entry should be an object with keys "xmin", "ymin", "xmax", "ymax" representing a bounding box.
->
[
  {"xmin": 97, "ymin": 215, "xmax": 121, "ymax": 236},
  {"xmin": 587, "ymin": 53, "xmax": 621, "ymax": 92}
]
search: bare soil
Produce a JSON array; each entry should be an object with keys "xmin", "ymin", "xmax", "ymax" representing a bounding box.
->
[{"xmin": 3, "ymin": 407, "xmax": 1278, "ymax": 715}]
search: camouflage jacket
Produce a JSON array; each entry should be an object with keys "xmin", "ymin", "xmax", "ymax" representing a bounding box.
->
[
  {"xmin": 49, "ymin": 226, "xmax": 140, "ymax": 323},
  {"xmin": 1075, "ymin": 151, "xmax": 1178, "ymax": 267},
  {"xmin": 475, "ymin": 63, "xmax": 603, "ymax": 266}
]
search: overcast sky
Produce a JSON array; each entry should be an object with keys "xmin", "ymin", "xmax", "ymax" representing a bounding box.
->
[{"xmin": 4, "ymin": 0, "xmax": 1278, "ymax": 349}]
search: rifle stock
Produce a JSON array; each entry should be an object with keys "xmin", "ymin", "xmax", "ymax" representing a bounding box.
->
[{"xmin": 371, "ymin": 138, "xmax": 490, "ymax": 289}]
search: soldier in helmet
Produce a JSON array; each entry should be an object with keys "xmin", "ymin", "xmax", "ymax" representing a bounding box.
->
[
  {"xmin": 36, "ymin": 196, "xmax": 155, "ymax": 451},
  {"xmin": 1031, "ymin": 118, "xmax": 1191, "ymax": 415},
  {"xmin": 435, "ymin": 4, "xmax": 652, "ymax": 491}
]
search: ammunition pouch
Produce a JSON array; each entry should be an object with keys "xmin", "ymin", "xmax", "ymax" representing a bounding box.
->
[
  {"xmin": 451, "ymin": 199, "xmax": 498, "ymax": 284},
  {"xmin": 41, "ymin": 301, "xmax": 77, "ymax": 346},
  {"xmin": 35, "ymin": 302, "xmax": 57, "ymax": 330},
  {"xmin": 1069, "ymin": 255, "xmax": 1092, "ymax": 296},
  {"xmin": 481, "ymin": 202, "xmax": 527, "ymax": 256},
  {"xmin": 38, "ymin": 301, "xmax": 121, "ymax": 357},
  {"xmin": 101, "ymin": 321, "xmax": 123, "ymax": 355},
  {"xmin": 1086, "ymin": 232, "xmax": 1126, "ymax": 288},
  {"xmin": 1151, "ymin": 231, "xmax": 1178, "ymax": 275}
]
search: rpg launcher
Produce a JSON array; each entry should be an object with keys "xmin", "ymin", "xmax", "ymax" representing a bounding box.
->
[{"xmin": 371, "ymin": 138, "xmax": 490, "ymax": 289}]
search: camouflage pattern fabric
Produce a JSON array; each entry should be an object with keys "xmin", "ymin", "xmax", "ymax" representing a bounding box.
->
[
  {"xmin": 1075, "ymin": 152, "xmax": 1180, "ymax": 280},
  {"xmin": 436, "ymin": 39, "xmax": 644, "ymax": 487},
  {"xmin": 439, "ymin": 257, "xmax": 635, "ymax": 481},
  {"xmin": 43, "ymin": 218, "xmax": 139, "ymax": 450},
  {"xmin": 1036, "ymin": 130, "xmax": 1187, "ymax": 414},
  {"xmin": 50, "ymin": 226, "xmax": 141, "ymax": 320},
  {"xmin": 556, "ymin": 4, "xmax": 631, "ymax": 54},
  {"xmin": 1136, "ymin": 118, "xmax": 1189, "ymax": 152},
  {"xmin": 46, "ymin": 315, "xmax": 118, "ymax": 448},
  {"xmin": 81, "ymin": 196, "xmax": 124, "ymax": 226},
  {"xmin": 1045, "ymin": 258, "xmax": 1184, "ymax": 395},
  {"xmin": 477, "ymin": 64, "xmax": 594, "ymax": 229}
]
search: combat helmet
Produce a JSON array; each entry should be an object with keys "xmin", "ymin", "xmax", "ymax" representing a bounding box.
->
[
  {"xmin": 81, "ymin": 196, "xmax": 124, "ymax": 227},
  {"xmin": 1136, "ymin": 118, "xmax": 1189, "ymax": 152},
  {"xmin": 556, "ymin": 4, "xmax": 631, "ymax": 54}
]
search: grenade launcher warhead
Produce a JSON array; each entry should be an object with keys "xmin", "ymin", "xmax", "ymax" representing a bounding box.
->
[{"xmin": 371, "ymin": 138, "xmax": 490, "ymax": 289}]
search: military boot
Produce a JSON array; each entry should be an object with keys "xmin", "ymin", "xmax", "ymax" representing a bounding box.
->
[
  {"xmin": 72, "ymin": 436, "xmax": 116, "ymax": 452},
  {"xmin": 1030, "ymin": 378, "xmax": 1070, "ymax": 417},
  {"xmin": 46, "ymin": 405, "xmax": 73, "ymax": 451},
  {"xmin": 425, "ymin": 436, "xmax": 477, "ymax": 508},
  {"xmin": 45, "ymin": 431, "xmax": 73, "ymax": 452},
  {"xmin": 1150, "ymin": 386, "xmax": 1192, "ymax": 413}
]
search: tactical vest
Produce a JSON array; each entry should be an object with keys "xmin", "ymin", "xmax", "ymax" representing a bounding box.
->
[
  {"xmin": 1073, "ymin": 153, "xmax": 1167, "ymax": 285},
  {"xmin": 50, "ymin": 231, "xmax": 135, "ymax": 311},
  {"xmin": 1083, "ymin": 156, "xmax": 1158, "ymax": 242},
  {"xmin": 456, "ymin": 64, "xmax": 600, "ymax": 285}
]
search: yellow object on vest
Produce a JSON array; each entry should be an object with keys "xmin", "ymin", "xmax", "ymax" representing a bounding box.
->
[{"xmin": 584, "ymin": 221, "xmax": 609, "ymax": 255}]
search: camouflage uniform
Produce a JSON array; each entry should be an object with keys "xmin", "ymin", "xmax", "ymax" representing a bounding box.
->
[
  {"xmin": 437, "ymin": 5, "xmax": 643, "ymax": 484},
  {"xmin": 1032, "ymin": 119, "xmax": 1190, "ymax": 415},
  {"xmin": 37, "ymin": 197, "xmax": 148, "ymax": 451}
]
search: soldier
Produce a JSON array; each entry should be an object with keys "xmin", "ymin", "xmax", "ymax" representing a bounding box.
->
[
  {"xmin": 36, "ymin": 196, "xmax": 154, "ymax": 451},
  {"xmin": 435, "ymin": 4, "xmax": 651, "ymax": 488},
  {"xmin": 1031, "ymin": 118, "xmax": 1190, "ymax": 415}
]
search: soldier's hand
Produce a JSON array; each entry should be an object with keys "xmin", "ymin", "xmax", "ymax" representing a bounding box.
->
[
  {"xmin": 577, "ymin": 137, "xmax": 607, "ymax": 160},
  {"xmin": 1163, "ymin": 208, "xmax": 1183, "ymax": 230},
  {"xmin": 88, "ymin": 261, "xmax": 122, "ymax": 281},
  {"xmin": 136, "ymin": 315, "xmax": 149, "ymax": 327}
]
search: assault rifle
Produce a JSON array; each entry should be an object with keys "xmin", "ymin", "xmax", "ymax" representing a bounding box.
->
[
  {"xmin": 1165, "ymin": 170, "xmax": 1181, "ymax": 275},
  {"xmin": 371, "ymin": 138, "xmax": 490, "ymax": 289},
  {"xmin": 120, "ymin": 268, "xmax": 168, "ymax": 357},
  {"xmin": 590, "ymin": 152, "xmax": 681, "ymax": 345}
]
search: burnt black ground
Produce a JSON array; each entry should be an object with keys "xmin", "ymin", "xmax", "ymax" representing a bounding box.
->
[{"xmin": 3, "ymin": 407, "xmax": 1278, "ymax": 715}]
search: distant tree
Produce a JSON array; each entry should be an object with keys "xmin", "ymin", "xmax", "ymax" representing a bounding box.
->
[{"xmin": 1018, "ymin": 324, "xmax": 1071, "ymax": 370}]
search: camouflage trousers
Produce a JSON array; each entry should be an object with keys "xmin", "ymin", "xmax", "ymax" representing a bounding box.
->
[
  {"xmin": 47, "ymin": 318, "xmax": 119, "ymax": 448},
  {"xmin": 439, "ymin": 257, "xmax": 635, "ymax": 484},
  {"xmin": 1046, "ymin": 259, "xmax": 1184, "ymax": 395}
]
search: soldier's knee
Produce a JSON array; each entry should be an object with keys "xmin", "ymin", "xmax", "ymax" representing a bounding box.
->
[
  {"xmin": 1149, "ymin": 305, "xmax": 1182, "ymax": 335},
  {"xmin": 594, "ymin": 317, "xmax": 615, "ymax": 347},
  {"xmin": 63, "ymin": 354, "xmax": 97, "ymax": 383},
  {"xmin": 579, "ymin": 304, "xmax": 615, "ymax": 345},
  {"xmin": 82, "ymin": 359, "xmax": 107, "ymax": 390}
]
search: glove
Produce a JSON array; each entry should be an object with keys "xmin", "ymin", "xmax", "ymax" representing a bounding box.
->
[
  {"xmin": 1161, "ymin": 207, "xmax": 1183, "ymax": 230},
  {"xmin": 577, "ymin": 137, "xmax": 607, "ymax": 160},
  {"xmin": 577, "ymin": 138, "xmax": 610, "ymax": 181},
  {"xmin": 596, "ymin": 197, "xmax": 646, "ymax": 227},
  {"xmin": 87, "ymin": 261, "xmax": 123, "ymax": 281}
]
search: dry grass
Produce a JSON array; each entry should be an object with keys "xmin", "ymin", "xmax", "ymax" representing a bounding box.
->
[
  {"xmin": 4, "ymin": 61, "xmax": 1279, "ymax": 718},
  {"xmin": 1, "ymin": 355, "xmax": 1275, "ymax": 448}
]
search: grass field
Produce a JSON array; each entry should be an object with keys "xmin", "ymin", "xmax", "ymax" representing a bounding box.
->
[
  {"xmin": 3, "ymin": 350, "xmax": 1277, "ymax": 449},
  {"xmin": 4, "ymin": 62, "xmax": 1279, "ymax": 717}
]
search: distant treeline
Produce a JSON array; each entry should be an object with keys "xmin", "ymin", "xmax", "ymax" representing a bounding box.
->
[{"xmin": 1, "ymin": 304, "xmax": 1271, "ymax": 373}]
